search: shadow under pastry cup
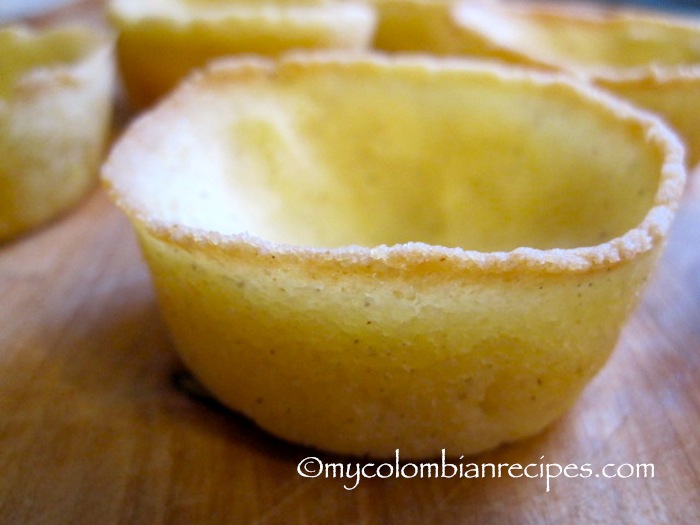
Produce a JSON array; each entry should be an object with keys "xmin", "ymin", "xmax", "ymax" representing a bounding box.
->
[
  {"xmin": 109, "ymin": 0, "xmax": 377, "ymax": 108},
  {"xmin": 102, "ymin": 53, "xmax": 685, "ymax": 458},
  {"xmin": 0, "ymin": 25, "xmax": 114, "ymax": 242}
]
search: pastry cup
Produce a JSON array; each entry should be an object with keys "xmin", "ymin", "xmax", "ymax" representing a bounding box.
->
[
  {"xmin": 0, "ymin": 25, "xmax": 114, "ymax": 242},
  {"xmin": 448, "ymin": 1, "xmax": 700, "ymax": 167},
  {"xmin": 109, "ymin": 0, "xmax": 376, "ymax": 108},
  {"xmin": 372, "ymin": 0, "xmax": 472, "ymax": 55},
  {"xmin": 103, "ymin": 54, "xmax": 685, "ymax": 458}
]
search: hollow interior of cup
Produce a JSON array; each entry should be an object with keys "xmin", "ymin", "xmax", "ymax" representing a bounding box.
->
[
  {"xmin": 0, "ymin": 29, "xmax": 93, "ymax": 98},
  {"xmin": 456, "ymin": 5, "xmax": 700, "ymax": 70},
  {"xmin": 122, "ymin": 62, "xmax": 664, "ymax": 252}
]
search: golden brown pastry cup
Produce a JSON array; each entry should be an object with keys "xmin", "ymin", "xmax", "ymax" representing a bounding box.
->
[
  {"xmin": 109, "ymin": 0, "xmax": 377, "ymax": 108},
  {"xmin": 102, "ymin": 53, "xmax": 685, "ymax": 458},
  {"xmin": 0, "ymin": 25, "xmax": 114, "ymax": 242}
]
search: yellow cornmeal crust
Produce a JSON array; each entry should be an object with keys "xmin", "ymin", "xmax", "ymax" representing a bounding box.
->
[
  {"xmin": 109, "ymin": 0, "xmax": 376, "ymax": 108},
  {"xmin": 595, "ymin": 68, "xmax": 700, "ymax": 169},
  {"xmin": 371, "ymin": 0, "xmax": 473, "ymax": 55},
  {"xmin": 446, "ymin": 1, "xmax": 700, "ymax": 168},
  {"xmin": 0, "ymin": 26, "xmax": 114, "ymax": 243},
  {"xmin": 102, "ymin": 54, "xmax": 685, "ymax": 458}
]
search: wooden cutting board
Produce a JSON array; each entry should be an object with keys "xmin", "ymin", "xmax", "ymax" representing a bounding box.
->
[{"xmin": 1, "ymin": 1, "xmax": 699, "ymax": 523}]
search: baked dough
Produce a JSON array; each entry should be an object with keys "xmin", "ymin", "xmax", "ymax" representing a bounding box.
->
[
  {"xmin": 102, "ymin": 54, "xmax": 685, "ymax": 457},
  {"xmin": 451, "ymin": 2, "xmax": 700, "ymax": 167},
  {"xmin": 0, "ymin": 25, "xmax": 114, "ymax": 242},
  {"xmin": 109, "ymin": 0, "xmax": 376, "ymax": 107}
]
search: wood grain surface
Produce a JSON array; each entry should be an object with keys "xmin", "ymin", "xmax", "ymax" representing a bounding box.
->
[{"xmin": 1, "ymin": 1, "xmax": 700, "ymax": 523}]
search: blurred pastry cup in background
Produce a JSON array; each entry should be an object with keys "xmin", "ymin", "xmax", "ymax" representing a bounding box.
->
[
  {"xmin": 0, "ymin": 25, "xmax": 114, "ymax": 243},
  {"xmin": 103, "ymin": 53, "xmax": 685, "ymax": 458},
  {"xmin": 372, "ymin": 0, "xmax": 471, "ymax": 54},
  {"xmin": 374, "ymin": 0, "xmax": 700, "ymax": 169},
  {"xmin": 109, "ymin": 0, "xmax": 377, "ymax": 108}
]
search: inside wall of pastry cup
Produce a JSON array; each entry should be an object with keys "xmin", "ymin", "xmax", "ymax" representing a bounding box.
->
[{"xmin": 106, "ymin": 55, "xmax": 674, "ymax": 254}]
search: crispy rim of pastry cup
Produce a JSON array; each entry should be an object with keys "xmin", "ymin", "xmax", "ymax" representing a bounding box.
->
[
  {"xmin": 450, "ymin": 1, "xmax": 700, "ymax": 167},
  {"xmin": 108, "ymin": 0, "xmax": 377, "ymax": 108},
  {"xmin": 0, "ymin": 25, "xmax": 114, "ymax": 242},
  {"xmin": 103, "ymin": 53, "xmax": 685, "ymax": 458}
]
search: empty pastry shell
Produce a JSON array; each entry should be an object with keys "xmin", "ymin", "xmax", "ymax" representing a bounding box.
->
[
  {"xmin": 109, "ymin": 0, "xmax": 377, "ymax": 108},
  {"xmin": 102, "ymin": 54, "xmax": 685, "ymax": 458},
  {"xmin": 0, "ymin": 25, "xmax": 114, "ymax": 242}
]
